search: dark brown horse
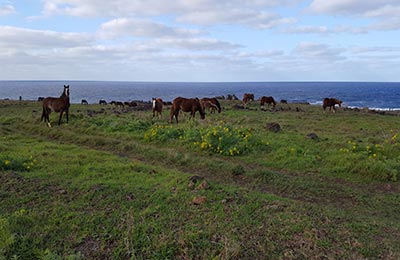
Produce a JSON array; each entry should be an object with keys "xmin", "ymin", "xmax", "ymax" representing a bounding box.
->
[
  {"xmin": 323, "ymin": 98, "xmax": 342, "ymax": 112},
  {"xmin": 260, "ymin": 96, "xmax": 276, "ymax": 108},
  {"xmin": 170, "ymin": 97, "xmax": 205, "ymax": 124},
  {"xmin": 201, "ymin": 97, "xmax": 221, "ymax": 113},
  {"xmin": 243, "ymin": 93, "xmax": 254, "ymax": 105},
  {"xmin": 152, "ymin": 97, "xmax": 163, "ymax": 118},
  {"xmin": 41, "ymin": 85, "xmax": 70, "ymax": 127}
]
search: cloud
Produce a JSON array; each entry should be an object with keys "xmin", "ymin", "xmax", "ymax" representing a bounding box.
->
[
  {"xmin": 153, "ymin": 38, "xmax": 243, "ymax": 51},
  {"xmin": 0, "ymin": 26, "xmax": 93, "ymax": 49},
  {"xmin": 97, "ymin": 18, "xmax": 204, "ymax": 39},
  {"xmin": 308, "ymin": 0, "xmax": 399, "ymax": 15},
  {"xmin": 40, "ymin": 0, "xmax": 296, "ymax": 29},
  {"xmin": 41, "ymin": 0, "xmax": 295, "ymax": 16},
  {"xmin": 0, "ymin": 4, "xmax": 15, "ymax": 16},
  {"xmin": 292, "ymin": 42, "xmax": 346, "ymax": 61},
  {"xmin": 307, "ymin": 0, "xmax": 400, "ymax": 31},
  {"xmin": 176, "ymin": 9, "xmax": 295, "ymax": 29},
  {"xmin": 283, "ymin": 25, "xmax": 369, "ymax": 35}
]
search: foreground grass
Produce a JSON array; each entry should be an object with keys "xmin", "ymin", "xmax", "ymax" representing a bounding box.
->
[{"xmin": 0, "ymin": 100, "xmax": 399, "ymax": 259}]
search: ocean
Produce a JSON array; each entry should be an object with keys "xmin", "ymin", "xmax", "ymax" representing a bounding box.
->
[{"xmin": 0, "ymin": 81, "xmax": 400, "ymax": 110}]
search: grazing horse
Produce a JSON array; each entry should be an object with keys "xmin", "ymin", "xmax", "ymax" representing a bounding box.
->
[
  {"xmin": 99, "ymin": 99, "xmax": 107, "ymax": 105},
  {"xmin": 170, "ymin": 97, "xmax": 205, "ymax": 124},
  {"xmin": 323, "ymin": 98, "xmax": 343, "ymax": 112},
  {"xmin": 152, "ymin": 97, "xmax": 163, "ymax": 118},
  {"xmin": 260, "ymin": 96, "xmax": 276, "ymax": 109},
  {"xmin": 41, "ymin": 85, "xmax": 70, "ymax": 127},
  {"xmin": 242, "ymin": 93, "xmax": 254, "ymax": 105},
  {"xmin": 81, "ymin": 99, "xmax": 88, "ymax": 105},
  {"xmin": 201, "ymin": 97, "xmax": 221, "ymax": 114}
]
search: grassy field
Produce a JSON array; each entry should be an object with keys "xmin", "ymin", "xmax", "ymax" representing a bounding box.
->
[{"xmin": 0, "ymin": 99, "xmax": 399, "ymax": 259}]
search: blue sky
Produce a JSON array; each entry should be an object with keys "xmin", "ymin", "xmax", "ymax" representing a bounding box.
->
[{"xmin": 0, "ymin": 0, "xmax": 399, "ymax": 81}]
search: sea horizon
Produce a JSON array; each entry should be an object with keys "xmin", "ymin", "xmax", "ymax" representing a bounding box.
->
[{"xmin": 1, "ymin": 80, "xmax": 400, "ymax": 110}]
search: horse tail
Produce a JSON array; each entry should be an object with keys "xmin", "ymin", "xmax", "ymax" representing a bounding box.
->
[
  {"xmin": 41, "ymin": 106, "xmax": 46, "ymax": 121},
  {"xmin": 40, "ymin": 107, "xmax": 45, "ymax": 121}
]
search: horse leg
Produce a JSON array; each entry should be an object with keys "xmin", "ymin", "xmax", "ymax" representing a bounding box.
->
[
  {"xmin": 170, "ymin": 108, "xmax": 179, "ymax": 124},
  {"xmin": 46, "ymin": 111, "xmax": 52, "ymax": 128},
  {"xmin": 66, "ymin": 110, "xmax": 69, "ymax": 123},
  {"xmin": 58, "ymin": 111, "xmax": 63, "ymax": 125},
  {"xmin": 41, "ymin": 107, "xmax": 46, "ymax": 121},
  {"xmin": 43, "ymin": 108, "xmax": 52, "ymax": 127}
]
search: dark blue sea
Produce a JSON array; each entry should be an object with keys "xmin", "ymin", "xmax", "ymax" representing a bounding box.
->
[{"xmin": 0, "ymin": 81, "xmax": 399, "ymax": 110}]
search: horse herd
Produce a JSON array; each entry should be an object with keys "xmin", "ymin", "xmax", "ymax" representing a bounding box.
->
[{"xmin": 39, "ymin": 85, "xmax": 342, "ymax": 127}]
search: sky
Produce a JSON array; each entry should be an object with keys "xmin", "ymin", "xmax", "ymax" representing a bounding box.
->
[{"xmin": 0, "ymin": 0, "xmax": 399, "ymax": 82}]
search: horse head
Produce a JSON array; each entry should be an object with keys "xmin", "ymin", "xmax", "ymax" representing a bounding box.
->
[{"xmin": 62, "ymin": 85, "xmax": 70, "ymax": 97}]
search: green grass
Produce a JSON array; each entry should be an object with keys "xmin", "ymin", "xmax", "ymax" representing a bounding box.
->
[{"xmin": 1, "ymin": 100, "xmax": 399, "ymax": 259}]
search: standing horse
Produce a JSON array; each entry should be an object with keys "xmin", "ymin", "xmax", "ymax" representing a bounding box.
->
[
  {"xmin": 41, "ymin": 85, "xmax": 70, "ymax": 127},
  {"xmin": 323, "ymin": 98, "xmax": 342, "ymax": 112},
  {"xmin": 260, "ymin": 96, "xmax": 276, "ymax": 109},
  {"xmin": 201, "ymin": 97, "xmax": 221, "ymax": 114},
  {"xmin": 170, "ymin": 97, "xmax": 205, "ymax": 124},
  {"xmin": 242, "ymin": 93, "xmax": 254, "ymax": 106},
  {"xmin": 152, "ymin": 97, "xmax": 163, "ymax": 118}
]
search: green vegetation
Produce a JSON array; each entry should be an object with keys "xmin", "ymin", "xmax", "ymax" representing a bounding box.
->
[{"xmin": 1, "ymin": 100, "xmax": 399, "ymax": 259}]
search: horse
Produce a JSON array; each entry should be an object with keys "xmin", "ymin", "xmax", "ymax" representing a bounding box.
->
[
  {"xmin": 99, "ymin": 99, "xmax": 107, "ymax": 105},
  {"xmin": 152, "ymin": 97, "xmax": 163, "ymax": 118},
  {"xmin": 323, "ymin": 98, "xmax": 343, "ymax": 112},
  {"xmin": 201, "ymin": 97, "xmax": 221, "ymax": 113},
  {"xmin": 81, "ymin": 99, "xmax": 88, "ymax": 105},
  {"xmin": 243, "ymin": 93, "xmax": 254, "ymax": 105},
  {"xmin": 41, "ymin": 85, "xmax": 70, "ymax": 127},
  {"xmin": 170, "ymin": 97, "xmax": 205, "ymax": 124},
  {"xmin": 260, "ymin": 96, "xmax": 276, "ymax": 109}
]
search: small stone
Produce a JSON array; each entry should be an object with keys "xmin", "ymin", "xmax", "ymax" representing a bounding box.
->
[
  {"xmin": 196, "ymin": 180, "xmax": 209, "ymax": 190},
  {"xmin": 306, "ymin": 133, "xmax": 319, "ymax": 140},
  {"xmin": 265, "ymin": 122, "xmax": 281, "ymax": 132},
  {"xmin": 192, "ymin": 196, "xmax": 207, "ymax": 205}
]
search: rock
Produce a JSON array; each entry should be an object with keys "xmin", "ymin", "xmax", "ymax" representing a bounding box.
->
[
  {"xmin": 196, "ymin": 180, "xmax": 209, "ymax": 190},
  {"xmin": 192, "ymin": 196, "xmax": 207, "ymax": 205},
  {"xmin": 265, "ymin": 122, "xmax": 281, "ymax": 132},
  {"xmin": 188, "ymin": 175, "xmax": 204, "ymax": 189},
  {"xmin": 306, "ymin": 133, "xmax": 319, "ymax": 140}
]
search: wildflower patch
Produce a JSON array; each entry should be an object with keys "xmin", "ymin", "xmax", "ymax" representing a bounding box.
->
[
  {"xmin": 0, "ymin": 155, "xmax": 37, "ymax": 172},
  {"xmin": 144, "ymin": 123, "xmax": 263, "ymax": 156}
]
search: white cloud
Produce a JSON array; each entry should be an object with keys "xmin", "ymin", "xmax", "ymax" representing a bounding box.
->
[
  {"xmin": 97, "ymin": 18, "xmax": 204, "ymax": 39},
  {"xmin": 176, "ymin": 9, "xmax": 295, "ymax": 29},
  {"xmin": 154, "ymin": 38, "xmax": 243, "ymax": 51},
  {"xmin": 0, "ymin": 4, "xmax": 15, "ymax": 16},
  {"xmin": 307, "ymin": 0, "xmax": 400, "ymax": 31},
  {"xmin": 308, "ymin": 0, "xmax": 399, "ymax": 15},
  {"xmin": 0, "ymin": 26, "xmax": 93, "ymax": 49},
  {"xmin": 293, "ymin": 42, "xmax": 346, "ymax": 61},
  {"xmin": 41, "ymin": 0, "xmax": 295, "ymax": 17},
  {"xmin": 40, "ymin": 0, "xmax": 296, "ymax": 29}
]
